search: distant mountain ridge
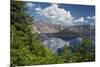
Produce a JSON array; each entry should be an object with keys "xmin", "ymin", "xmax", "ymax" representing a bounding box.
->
[
  {"xmin": 32, "ymin": 21, "xmax": 95, "ymax": 40},
  {"xmin": 33, "ymin": 21, "xmax": 65, "ymax": 33},
  {"xmin": 33, "ymin": 21, "xmax": 95, "ymax": 34}
]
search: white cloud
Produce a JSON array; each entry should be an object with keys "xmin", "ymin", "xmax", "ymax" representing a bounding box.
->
[
  {"xmin": 35, "ymin": 7, "xmax": 42, "ymax": 12},
  {"xmin": 35, "ymin": 4, "xmax": 74, "ymax": 26},
  {"xmin": 86, "ymin": 16, "xmax": 95, "ymax": 19},
  {"xmin": 73, "ymin": 17, "xmax": 89, "ymax": 25},
  {"xmin": 27, "ymin": 2, "xmax": 36, "ymax": 7},
  {"xmin": 34, "ymin": 4, "xmax": 93, "ymax": 26},
  {"xmin": 74, "ymin": 17, "xmax": 85, "ymax": 22}
]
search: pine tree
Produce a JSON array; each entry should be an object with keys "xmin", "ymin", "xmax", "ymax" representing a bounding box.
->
[{"xmin": 10, "ymin": 1, "xmax": 56, "ymax": 66}]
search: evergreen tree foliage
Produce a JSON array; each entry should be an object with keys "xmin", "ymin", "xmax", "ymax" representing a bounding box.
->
[{"xmin": 10, "ymin": 1, "xmax": 56, "ymax": 66}]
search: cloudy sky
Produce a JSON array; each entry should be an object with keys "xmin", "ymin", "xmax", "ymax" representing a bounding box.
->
[{"xmin": 26, "ymin": 2, "xmax": 95, "ymax": 26}]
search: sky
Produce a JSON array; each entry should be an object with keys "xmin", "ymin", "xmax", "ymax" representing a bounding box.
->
[{"xmin": 26, "ymin": 2, "xmax": 95, "ymax": 26}]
